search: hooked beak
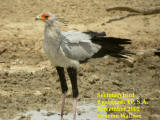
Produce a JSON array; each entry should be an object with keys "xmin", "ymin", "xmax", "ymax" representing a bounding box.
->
[{"xmin": 35, "ymin": 16, "xmax": 41, "ymax": 20}]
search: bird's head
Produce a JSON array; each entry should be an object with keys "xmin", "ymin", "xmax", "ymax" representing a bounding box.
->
[{"xmin": 35, "ymin": 12, "xmax": 56, "ymax": 24}]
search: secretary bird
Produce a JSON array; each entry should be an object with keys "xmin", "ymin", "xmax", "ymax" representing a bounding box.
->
[{"xmin": 35, "ymin": 12, "xmax": 132, "ymax": 120}]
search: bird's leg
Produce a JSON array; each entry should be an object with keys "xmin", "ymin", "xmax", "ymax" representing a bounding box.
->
[
  {"xmin": 56, "ymin": 67, "xmax": 68, "ymax": 119},
  {"xmin": 73, "ymin": 97, "xmax": 77, "ymax": 120},
  {"xmin": 61, "ymin": 92, "xmax": 66, "ymax": 119},
  {"xmin": 67, "ymin": 67, "xmax": 78, "ymax": 120}
]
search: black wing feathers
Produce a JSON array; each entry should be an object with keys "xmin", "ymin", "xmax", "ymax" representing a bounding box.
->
[{"xmin": 83, "ymin": 31, "xmax": 132, "ymax": 58}]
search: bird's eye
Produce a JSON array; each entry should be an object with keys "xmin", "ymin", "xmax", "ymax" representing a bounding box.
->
[
  {"xmin": 41, "ymin": 13, "xmax": 50, "ymax": 20},
  {"xmin": 45, "ymin": 15, "xmax": 49, "ymax": 19}
]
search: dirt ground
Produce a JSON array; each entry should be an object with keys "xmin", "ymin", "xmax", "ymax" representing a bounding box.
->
[{"xmin": 0, "ymin": 0, "xmax": 160, "ymax": 120}]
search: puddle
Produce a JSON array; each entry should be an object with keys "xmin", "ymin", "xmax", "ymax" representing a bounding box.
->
[{"xmin": 10, "ymin": 102, "xmax": 107, "ymax": 120}]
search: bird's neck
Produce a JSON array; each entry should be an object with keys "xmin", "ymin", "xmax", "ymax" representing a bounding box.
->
[
  {"xmin": 44, "ymin": 22, "xmax": 62, "ymax": 42},
  {"xmin": 43, "ymin": 22, "xmax": 63, "ymax": 54}
]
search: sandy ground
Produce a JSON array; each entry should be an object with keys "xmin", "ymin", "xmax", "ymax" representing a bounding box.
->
[{"xmin": 0, "ymin": 0, "xmax": 160, "ymax": 120}]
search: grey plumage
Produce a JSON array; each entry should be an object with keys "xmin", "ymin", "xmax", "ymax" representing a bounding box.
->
[
  {"xmin": 40, "ymin": 14, "xmax": 102, "ymax": 68},
  {"xmin": 61, "ymin": 31, "xmax": 101, "ymax": 61}
]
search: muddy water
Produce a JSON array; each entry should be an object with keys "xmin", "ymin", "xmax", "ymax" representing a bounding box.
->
[{"xmin": 12, "ymin": 102, "xmax": 107, "ymax": 120}]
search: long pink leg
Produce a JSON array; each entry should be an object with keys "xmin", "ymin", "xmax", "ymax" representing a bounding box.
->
[
  {"xmin": 73, "ymin": 98, "xmax": 77, "ymax": 120},
  {"xmin": 61, "ymin": 93, "xmax": 66, "ymax": 119}
]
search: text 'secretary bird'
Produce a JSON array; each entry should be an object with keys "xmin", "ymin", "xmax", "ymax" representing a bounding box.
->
[{"xmin": 35, "ymin": 12, "xmax": 132, "ymax": 120}]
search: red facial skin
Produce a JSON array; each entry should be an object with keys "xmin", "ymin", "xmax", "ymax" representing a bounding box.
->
[{"xmin": 41, "ymin": 13, "xmax": 51, "ymax": 20}]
